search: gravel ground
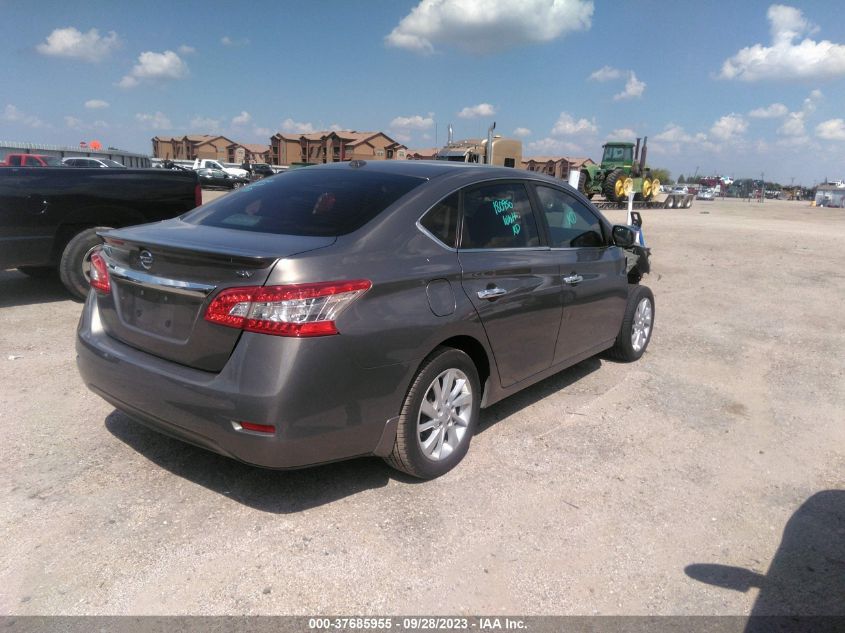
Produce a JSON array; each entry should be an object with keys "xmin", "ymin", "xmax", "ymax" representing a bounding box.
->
[{"xmin": 1, "ymin": 196, "xmax": 843, "ymax": 615}]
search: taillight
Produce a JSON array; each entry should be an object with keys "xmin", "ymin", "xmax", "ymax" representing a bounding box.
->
[
  {"xmin": 89, "ymin": 251, "xmax": 111, "ymax": 293},
  {"xmin": 194, "ymin": 183, "xmax": 202, "ymax": 207},
  {"xmin": 233, "ymin": 421, "xmax": 276, "ymax": 434},
  {"xmin": 204, "ymin": 280, "xmax": 371, "ymax": 337}
]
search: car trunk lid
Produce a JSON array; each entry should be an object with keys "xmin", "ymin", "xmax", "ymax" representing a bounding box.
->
[{"xmin": 95, "ymin": 219, "xmax": 336, "ymax": 371}]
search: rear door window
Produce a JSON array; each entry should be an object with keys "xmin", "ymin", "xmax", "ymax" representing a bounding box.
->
[
  {"xmin": 459, "ymin": 182, "xmax": 540, "ymax": 249},
  {"xmin": 183, "ymin": 168, "xmax": 425, "ymax": 236}
]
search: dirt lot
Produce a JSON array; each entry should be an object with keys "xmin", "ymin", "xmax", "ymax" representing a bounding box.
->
[{"xmin": 1, "ymin": 197, "xmax": 843, "ymax": 615}]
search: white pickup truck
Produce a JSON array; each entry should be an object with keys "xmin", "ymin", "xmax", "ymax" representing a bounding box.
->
[{"xmin": 191, "ymin": 159, "xmax": 249, "ymax": 179}]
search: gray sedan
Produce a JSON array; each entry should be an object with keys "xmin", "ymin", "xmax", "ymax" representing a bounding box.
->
[{"xmin": 76, "ymin": 161, "xmax": 654, "ymax": 479}]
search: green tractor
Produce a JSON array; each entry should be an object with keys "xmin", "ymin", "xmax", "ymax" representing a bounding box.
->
[{"xmin": 579, "ymin": 137, "xmax": 660, "ymax": 203}]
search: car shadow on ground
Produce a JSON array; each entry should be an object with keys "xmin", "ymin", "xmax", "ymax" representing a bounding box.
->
[
  {"xmin": 104, "ymin": 356, "xmax": 605, "ymax": 513},
  {"xmin": 476, "ymin": 356, "xmax": 602, "ymax": 434},
  {"xmin": 0, "ymin": 269, "xmax": 72, "ymax": 308},
  {"xmin": 685, "ymin": 490, "xmax": 845, "ymax": 626}
]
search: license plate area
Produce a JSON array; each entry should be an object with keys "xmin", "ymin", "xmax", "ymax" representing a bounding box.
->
[{"xmin": 116, "ymin": 282, "xmax": 201, "ymax": 341}]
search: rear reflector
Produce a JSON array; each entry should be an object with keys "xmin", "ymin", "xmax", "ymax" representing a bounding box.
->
[
  {"xmin": 205, "ymin": 280, "xmax": 371, "ymax": 337},
  {"xmin": 194, "ymin": 183, "xmax": 203, "ymax": 207},
  {"xmin": 89, "ymin": 251, "xmax": 111, "ymax": 293}
]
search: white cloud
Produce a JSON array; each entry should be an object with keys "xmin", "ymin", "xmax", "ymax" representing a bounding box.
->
[
  {"xmin": 608, "ymin": 128, "xmax": 637, "ymax": 139},
  {"xmin": 653, "ymin": 126, "xmax": 684, "ymax": 142},
  {"xmin": 778, "ymin": 112, "xmax": 806, "ymax": 136},
  {"xmin": 2, "ymin": 104, "xmax": 45, "ymax": 128},
  {"xmin": 458, "ymin": 103, "xmax": 496, "ymax": 119},
  {"xmin": 135, "ymin": 111, "xmax": 172, "ymax": 130},
  {"xmin": 280, "ymin": 118, "xmax": 316, "ymax": 134},
  {"xmin": 654, "ymin": 124, "xmax": 705, "ymax": 144},
  {"xmin": 512, "ymin": 127, "xmax": 532, "ymax": 137},
  {"xmin": 221, "ymin": 36, "xmax": 250, "ymax": 47},
  {"xmin": 526, "ymin": 137, "xmax": 582, "ymax": 155},
  {"xmin": 329, "ymin": 123, "xmax": 345, "ymax": 132},
  {"xmin": 651, "ymin": 124, "xmax": 711, "ymax": 155},
  {"xmin": 118, "ymin": 50, "xmax": 188, "ymax": 88},
  {"xmin": 749, "ymin": 103, "xmax": 788, "ymax": 118},
  {"xmin": 232, "ymin": 111, "xmax": 251, "ymax": 125},
  {"xmin": 189, "ymin": 116, "xmax": 221, "ymax": 132},
  {"xmin": 178, "ymin": 44, "xmax": 196, "ymax": 55},
  {"xmin": 253, "ymin": 126, "xmax": 272, "ymax": 138},
  {"xmin": 551, "ymin": 112, "xmax": 597, "ymax": 136},
  {"xmin": 392, "ymin": 131, "xmax": 412, "ymax": 143},
  {"xmin": 588, "ymin": 65, "xmax": 621, "ymax": 82},
  {"xmin": 64, "ymin": 116, "xmax": 83, "ymax": 129},
  {"xmin": 802, "ymin": 88, "xmax": 823, "ymax": 114},
  {"xmin": 84, "ymin": 99, "xmax": 109, "ymax": 110},
  {"xmin": 816, "ymin": 119, "xmax": 845, "ymax": 140},
  {"xmin": 386, "ymin": 0, "xmax": 593, "ymax": 54},
  {"xmin": 390, "ymin": 114, "xmax": 435, "ymax": 129},
  {"xmin": 36, "ymin": 27, "xmax": 120, "ymax": 62},
  {"xmin": 93, "ymin": 120, "xmax": 109, "ymax": 129},
  {"xmin": 710, "ymin": 114, "xmax": 748, "ymax": 141},
  {"xmin": 720, "ymin": 4, "xmax": 845, "ymax": 81},
  {"xmin": 613, "ymin": 71, "xmax": 645, "ymax": 100}
]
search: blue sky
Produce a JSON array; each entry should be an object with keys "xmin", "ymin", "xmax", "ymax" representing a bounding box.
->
[{"xmin": 2, "ymin": 0, "xmax": 844, "ymax": 184}]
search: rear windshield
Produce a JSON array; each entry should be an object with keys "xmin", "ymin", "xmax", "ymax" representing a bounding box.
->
[{"xmin": 182, "ymin": 168, "xmax": 425, "ymax": 236}]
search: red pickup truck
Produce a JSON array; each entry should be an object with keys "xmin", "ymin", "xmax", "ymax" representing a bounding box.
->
[{"xmin": 1, "ymin": 153, "xmax": 64, "ymax": 167}]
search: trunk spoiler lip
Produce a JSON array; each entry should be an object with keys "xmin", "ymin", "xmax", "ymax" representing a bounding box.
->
[{"xmin": 98, "ymin": 223, "xmax": 338, "ymax": 264}]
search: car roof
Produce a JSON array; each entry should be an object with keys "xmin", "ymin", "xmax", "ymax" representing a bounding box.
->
[{"xmin": 305, "ymin": 159, "xmax": 567, "ymax": 185}]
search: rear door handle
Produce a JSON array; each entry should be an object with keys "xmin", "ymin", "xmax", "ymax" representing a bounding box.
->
[
  {"xmin": 563, "ymin": 274, "xmax": 583, "ymax": 285},
  {"xmin": 477, "ymin": 287, "xmax": 507, "ymax": 300}
]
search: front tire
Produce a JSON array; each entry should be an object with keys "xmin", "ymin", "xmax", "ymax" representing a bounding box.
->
[
  {"xmin": 384, "ymin": 347, "xmax": 480, "ymax": 479},
  {"xmin": 59, "ymin": 227, "xmax": 110, "ymax": 301},
  {"xmin": 607, "ymin": 285, "xmax": 654, "ymax": 362}
]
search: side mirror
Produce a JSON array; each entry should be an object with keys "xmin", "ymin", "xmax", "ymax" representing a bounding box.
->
[{"xmin": 612, "ymin": 225, "xmax": 636, "ymax": 247}]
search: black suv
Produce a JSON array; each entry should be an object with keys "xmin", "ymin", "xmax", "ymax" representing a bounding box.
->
[{"xmin": 250, "ymin": 163, "xmax": 275, "ymax": 178}]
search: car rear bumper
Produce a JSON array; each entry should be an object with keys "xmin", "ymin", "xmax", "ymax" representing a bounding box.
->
[{"xmin": 75, "ymin": 293, "xmax": 409, "ymax": 469}]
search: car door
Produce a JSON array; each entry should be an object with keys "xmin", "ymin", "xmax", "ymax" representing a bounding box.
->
[
  {"xmin": 458, "ymin": 180, "xmax": 562, "ymax": 388},
  {"xmin": 532, "ymin": 185, "xmax": 628, "ymax": 365}
]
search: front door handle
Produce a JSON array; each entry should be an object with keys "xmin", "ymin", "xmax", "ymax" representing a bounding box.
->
[
  {"xmin": 563, "ymin": 274, "xmax": 583, "ymax": 285},
  {"xmin": 477, "ymin": 287, "xmax": 507, "ymax": 300}
]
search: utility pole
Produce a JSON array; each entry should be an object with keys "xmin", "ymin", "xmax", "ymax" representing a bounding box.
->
[{"xmin": 761, "ymin": 171, "xmax": 765, "ymax": 204}]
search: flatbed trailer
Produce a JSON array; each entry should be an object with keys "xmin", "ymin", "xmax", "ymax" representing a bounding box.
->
[{"xmin": 593, "ymin": 192, "xmax": 694, "ymax": 210}]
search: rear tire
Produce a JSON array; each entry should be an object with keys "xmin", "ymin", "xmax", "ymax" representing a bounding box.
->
[
  {"xmin": 578, "ymin": 171, "xmax": 588, "ymax": 196},
  {"xmin": 384, "ymin": 347, "xmax": 480, "ymax": 479},
  {"xmin": 17, "ymin": 266, "xmax": 55, "ymax": 278},
  {"xmin": 603, "ymin": 170, "xmax": 623, "ymax": 203},
  {"xmin": 607, "ymin": 285, "xmax": 654, "ymax": 362},
  {"xmin": 59, "ymin": 227, "xmax": 110, "ymax": 301},
  {"xmin": 665, "ymin": 195, "xmax": 676, "ymax": 209}
]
